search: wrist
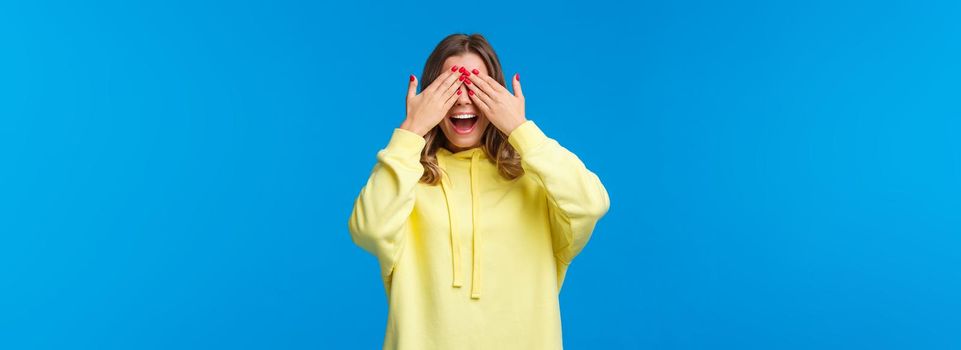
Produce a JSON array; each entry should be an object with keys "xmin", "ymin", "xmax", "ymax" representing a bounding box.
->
[
  {"xmin": 506, "ymin": 119, "xmax": 545, "ymax": 156},
  {"xmin": 504, "ymin": 117, "xmax": 528, "ymax": 136},
  {"xmin": 400, "ymin": 118, "xmax": 428, "ymax": 137}
]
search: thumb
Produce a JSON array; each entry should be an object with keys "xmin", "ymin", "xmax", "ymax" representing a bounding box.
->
[
  {"xmin": 511, "ymin": 73, "xmax": 523, "ymax": 98},
  {"xmin": 407, "ymin": 74, "xmax": 418, "ymax": 99}
]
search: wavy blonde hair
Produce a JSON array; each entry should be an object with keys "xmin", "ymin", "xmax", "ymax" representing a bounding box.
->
[{"xmin": 417, "ymin": 33, "xmax": 524, "ymax": 185}]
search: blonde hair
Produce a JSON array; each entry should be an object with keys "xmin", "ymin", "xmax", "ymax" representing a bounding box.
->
[{"xmin": 417, "ymin": 33, "xmax": 524, "ymax": 185}]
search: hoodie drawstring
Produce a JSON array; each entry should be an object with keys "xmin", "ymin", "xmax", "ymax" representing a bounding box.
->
[
  {"xmin": 438, "ymin": 166, "xmax": 463, "ymax": 288},
  {"xmin": 468, "ymin": 150, "xmax": 481, "ymax": 299},
  {"xmin": 437, "ymin": 149, "xmax": 482, "ymax": 299}
]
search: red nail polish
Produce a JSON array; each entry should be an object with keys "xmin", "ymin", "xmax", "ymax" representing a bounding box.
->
[
  {"xmin": 464, "ymin": 71, "xmax": 470, "ymax": 76},
  {"xmin": 515, "ymin": 73, "xmax": 520, "ymax": 81},
  {"xmin": 459, "ymin": 67, "xmax": 467, "ymax": 74},
  {"xmin": 409, "ymin": 74, "xmax": 415, "ymax": 81},
  {"xmin": 457, "ymin": 89, "xmax": 462, "ymax": 95},
  {"xmin": 472, "ymin": 69, "xmax": 479, "ymax": 75},
  {"xmin": 459, "ymin": 75, "xmax": 466, "ymax": 81},
  {"xmin": 451, "ymin": 65, "xmax": 458, "ymax": 72},
  {"xmin": 465, "ymin": 79, "xmax": 472, "ymax": 85},
  {"xmin": 468, "ymin": 90, "xmax": 474, "ymax": 96}
]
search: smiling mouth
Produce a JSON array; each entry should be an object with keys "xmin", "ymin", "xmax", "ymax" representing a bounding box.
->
[{"xmin": 449, "ymin": 114, "xmax": 478, "ymax": 134}]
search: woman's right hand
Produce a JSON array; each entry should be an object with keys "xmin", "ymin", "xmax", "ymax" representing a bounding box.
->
[{"xmin": 400, "ymin": 68, "xmax": 464, "ymax": 137}]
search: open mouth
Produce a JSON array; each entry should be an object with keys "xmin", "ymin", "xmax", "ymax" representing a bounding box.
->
[{"xmin": 449, "ymin": 114, "xmax": 478, "ymax": 134}]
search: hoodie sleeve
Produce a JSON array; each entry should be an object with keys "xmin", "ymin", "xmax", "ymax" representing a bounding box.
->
[
  {"xmin": 507, "ymin": 120, "xmax": 611, "ymax": 265},
  {"xmin": 348, "ymin": 127, "xmax": 426, "ymax": 281}
]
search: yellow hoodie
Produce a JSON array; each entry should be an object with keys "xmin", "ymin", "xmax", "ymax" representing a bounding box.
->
[{"xmin": 348, "ymin": 120, "xmax": 610, "ymax": 349}]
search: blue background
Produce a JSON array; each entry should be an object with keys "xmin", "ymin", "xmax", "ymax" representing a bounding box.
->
[{"xmin": 2, "ymin": 0, "xmax": 959, "ymax": 349}]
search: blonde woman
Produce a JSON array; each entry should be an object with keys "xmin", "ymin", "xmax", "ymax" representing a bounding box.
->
[{"xmin": 348, "ymin": 33, "xmax": 610, "ymax": 349}]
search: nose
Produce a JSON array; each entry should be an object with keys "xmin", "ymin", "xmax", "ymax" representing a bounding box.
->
[{"xmin": 455, "ymin": 85, "xmax": 471, "ymax": 105}]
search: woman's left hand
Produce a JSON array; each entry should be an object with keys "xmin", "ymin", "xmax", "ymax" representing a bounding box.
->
[{"xmin": 465, "ymin": 72, "xmax": 527, "ymax": 135}]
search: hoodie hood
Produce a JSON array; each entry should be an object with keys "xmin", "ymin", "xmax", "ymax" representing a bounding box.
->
[{"xmin": 435, "ymin": 146, "xmax": 488, "ymax": 299}]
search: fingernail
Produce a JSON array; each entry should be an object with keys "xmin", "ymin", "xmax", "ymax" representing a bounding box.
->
[
  {"xmin": 468, "ymin": 90, "xmax": 474, "ymax": 96},
  {"xmin": 459, "ymin": 67, "xmax": 467, "ymax": 74},
  {"xmin": 459, "ymin": 75, "xmax": 466, "ymax": 81},
  {"xmin": 451, "ymin": 65, "xmax": 458, "ymax": 72},
  {"xmin": 465, "ymin": 79, "xmax": 472, "ymax": 85},
  {"xmin": 472, "ymin": 69, "xmax": 480, "ymax": 75},
  {"xmin": 515, "ymin": 73, "xmax": 520, "ymax": 81},
  {"xmin": 464, "ymin": 71, "xmax": 470, "ymax": 76},
  {"xmin": 457, "ymin": 89, "xmax": 462, "ymax": 95},
  {"xmin": 409, "ymin": 74, "xmax": 415, "ymax": 82}
]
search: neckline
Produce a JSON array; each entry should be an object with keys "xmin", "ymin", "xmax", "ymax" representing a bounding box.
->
[{"xmin": 438, "ymin": 146, "xmax": 487, "ymax": 159}]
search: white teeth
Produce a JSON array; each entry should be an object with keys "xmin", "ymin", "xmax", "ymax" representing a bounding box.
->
[{"xmin": 451, "ymin": 114, "xmax": 476, "ymax": 119}]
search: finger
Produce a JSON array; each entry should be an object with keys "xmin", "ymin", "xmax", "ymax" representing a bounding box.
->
[
  {"xmin": 467, "ymin": 73, "xmax": 508, "ymax": 102},
  {"xmin": 466, "ymin": 87, "xmax": 490, "ymax": 112},
  {"xmin": 424, "ymin": 69, "xmax": 459, "ymax": 95},
  {"xmin": 511, "ymin": 73, "xmax": 523, "ymax": 98},
  {"xmin": 464, "ymin": 80, "xmax": 495, "ymax": 107},
  {"xmin": 407, "ymin": 74, "xmax": 418, "ymax": 99},
  {"xmin": 441, "ymin": 79, "xmax": 464, "ymax": 99},
  {"xmin": 466, "ymin": 67, "xmax": 506, "ymax": 94},
  {"xmin": 443, "ymin": 85, "xmax": 463, "ymax": 107},
  {"xmin": 437, "ymin": 69, "xmax": 464, "ymax": 95},
  {"xmin": 478, "ymin": 73, "xmax": 510, "ymax": 95}
]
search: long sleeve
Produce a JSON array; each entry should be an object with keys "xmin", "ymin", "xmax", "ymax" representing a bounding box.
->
[
  {"xmin": 507, "ymin": 120, "xmax": 611, "ymax": 265},
  {"xmin": 348, "ymin": 127, "xmax": 426, "ymax": 282}
]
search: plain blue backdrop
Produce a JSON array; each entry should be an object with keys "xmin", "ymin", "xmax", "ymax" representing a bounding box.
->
[{"xmin": 2, "ymin": 0, "xmax": 959, "ymax": 349}]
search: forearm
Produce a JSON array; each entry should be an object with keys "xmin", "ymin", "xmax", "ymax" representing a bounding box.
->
[
  {"xmin": 507, "ymin": 120, "xmax": 611, "ymax": 262},
  {"xmin": 348, "ymin": 127, "xmax": 426, "ymax": 265},
  {"xmin": 508, "ymin": 120, "xmax": 610, "ymax": 218}
]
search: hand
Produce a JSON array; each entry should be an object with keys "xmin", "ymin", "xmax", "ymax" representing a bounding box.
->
[
  {"xmin": 464, "ymin": 71, "xmax": 526, "ymax": 135},
  {"xmin": 400, "ymin": 69, "xmax": 464, "ymax": 137}
]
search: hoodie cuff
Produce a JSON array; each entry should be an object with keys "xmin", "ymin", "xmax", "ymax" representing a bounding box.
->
[
  {"xmin": 507, "ymin": 120, "xmax": 549, "ymax": 156},
  {"xmin": 386, "ymin": 128, "xmax": 427, "ymax": 157}
]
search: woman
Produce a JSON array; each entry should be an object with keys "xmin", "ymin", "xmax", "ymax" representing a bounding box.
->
[{"xmin": 348, "ymin": 33, "xmax": 610, "ymax": 349}]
